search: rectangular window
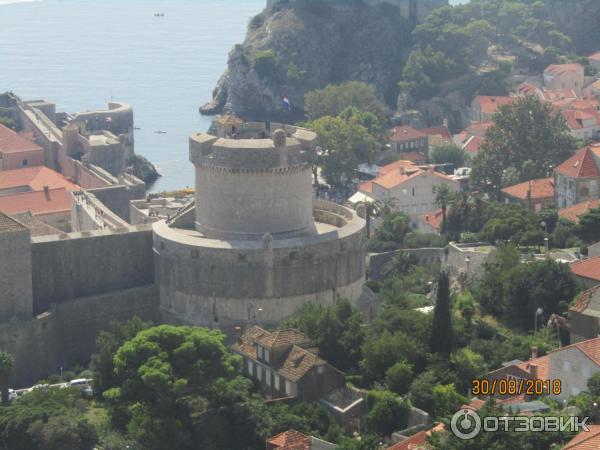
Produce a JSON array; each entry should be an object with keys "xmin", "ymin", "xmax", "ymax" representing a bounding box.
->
[
  {"xmin": 265, "ymin": 369, "xmax": 271, "ymax": 386},
  {"xmin": 257, "ymin": 346, "xmax": 263, "ymax": 360},
  {"xmin": 264, "ymin": 349, "xmax": 270, "ymax": 363},
  {"xmin": 248, "ymin": 360, "xmax": 254, "ymax": 377},
  {"xmin": 412, "ymin": 187, "xmax": 415, "ymax": 196},
  {"xmin": 22, "ymin": 159, "xmax": 28, "ymax": 167},
  {"xmin": 274, "ymin": 375, "xmax": 280, "ymax": 391},
  {"xmin": 257, "ymin": 365, "xmax": 262, "ymax": 381},
  {"xmin": 285, "ymin": 380, "xmax": 292, "ymax": 396}
]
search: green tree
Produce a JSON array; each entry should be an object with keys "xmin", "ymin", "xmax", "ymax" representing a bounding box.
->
[
  {"xmin": 304, "ymin": 81, "xmax": 388, "ymax": 123},
  {"xmin": 471, "ymin": 96, "xmax": 576, "ymax": 199},
  {"xmin": 307, "ymin": 108, "xmax": 380, "ymax": 188},
  {"xmin": 28, "ymin": 415, "xmax": 97, "ymax": 450},
  {"xmin": 578, "ymin": 207, "xmax": 600, "ymax": 243},
  {"xmin": 103, "ymin": 325, "xmax": 244, "ymax": 450},
  {"xmin": 587, "ymin": 372, "xmax": 600, "ymax": 396},
  {"xmin": 368, "ymin": 211, "xmax": 412, "ymax": 252},
  {"xmin": 90, "ymin": 316, "xmax": 152, "ymax": 395},
  {"xmin": 385, "ymin": 360, "xmax": 414, "ymax": 395},
  {"xmin": 430, "ymin": 272, "xmax": 453, "ymax": 355},
  {"xmin": 434, "ymin": 184, "xmax": 454, "ymax": 233},
  {"xmin": 0, "ymin": 352, "xmax": 13, "ymax": 407},
  {"xmin": 282, "ymin": 298, "xmax": 365, "ymax": 372},
  {"xmin": 365, "ymin": 391, "xmax": 410, "ymax": 437},
  {"xmin": 431, "ymin": 144, "xmax": 466, "ymax": 174}
]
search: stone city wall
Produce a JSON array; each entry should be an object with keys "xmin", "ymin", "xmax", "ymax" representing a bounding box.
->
[
  {"xmin": 31, "ymin": 226, "xmax": 155, "ymax": 315},
  {"xmin": 0, "ymin": 284, "xmax": 158, "ymax": 386},
  {"xmin": 0, "ymin": 227, "xmax": 33, "ymax": 322}
]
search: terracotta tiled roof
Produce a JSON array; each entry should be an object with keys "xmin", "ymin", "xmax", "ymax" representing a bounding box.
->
[
  {"xmin": 10, "ymin": 211, "xmax": 61, "ymax": 236},
  {"xmin": 501, "ymin": 178, "xmax": 554, "ymax": 201},
  {"xmin": 386, "ymin": 423, "xmax": 445, "ymax": 450},
  {"xmin": 463, "ymin": 397, "xmax": 485, "ymax": 411},
  {"xmin": 466, "ymin": 122, "xmax": 492, "ymax": 137},
  {"xmin": 0, "ymin": 188, "xmax": 71, "ymax": 216},
  {"xmin": 473, "ymin": 96, "xmax": 515, "ymax": 114},
  {"xmin": 463, "ymin": 135, "xmax": 485, "ymax": 154},
  {"xmin": 571, "ymin": 337, "xmax": 600, "ymax": 366},
  {"xmin": 564, "ymin": 425, "xmax": 600, "ymax": 449},
  {"xmin": 418, "ymin": 209, "xmax": 444, "ymax": 231},
  {"xmin": 570, "ymin": 285, "xmax": 600, "ymax": 314},
  {"xmin": 571, "ymin": 256, "xmax": 600, "ymax": 283},
  {"xmin": 373, "ymin": 167, "xmax": 424, "ymax": 189},
  {"xmin": 233, "ymin": 326, "xmax": 311, "ymax": 359},
  {"xmin": 267, "ymin": 430, "xmax": 311, "ymax": 450},
  {"xmin": 563, "ymin": 109, "xmax": 599, "ymax": 130},
  {"xmin": 421, "ymin": 125, "xmax": 452, "ymax": 140},
  {"xmin": 0, "ymin": 166, "xmax": 79, "ymax": 192},
  {"xmin": 515, "ymin": 355, "xmax": 550, "ymax": 381},
  {"xmin": 559, "ymin": 199, "xmax": 600, "ymax": 223},
  {"xmin": 359, "ymin": 180, "xmax": 373, "ymax": 193},
  {"xmin": 555, "ymin": 147, "xmax": 600, "ymax": 178},
  {"xmin": 541, "ymin": 88, "xmax": 578, "ymax": 102},
  {"xmin": 0, "ymin": 211, "xmax": 28, "ymax": 234},
  {"xmin": 389, "ymin": 126, "xmax": 427, "ymax": 143},
  {"xmin": 517, "ymin": 82, "xmax": 541, "ymax": 97},
  {"xmin": 589, "ymin": 52, "xmax": 600, "ymax": 62},
  {"xmin": 0, "ymin": 123, "xmax": 42, "ymax": 155},
  {"xmin": 278, "ymin": 345, "xmax": 327, "ymax": 382},
  {"xmin": 378, "ymin": 159, "xmax": 418, "ymax": 175},
  {"xmin": 545, "ymin": 63, "xmax": 584, "ymax": 76}
]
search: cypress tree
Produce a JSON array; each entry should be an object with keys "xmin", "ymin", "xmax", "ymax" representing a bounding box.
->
[{"xmin": 430, "ymin": 271, "xmax": 453, "ymax": 355}]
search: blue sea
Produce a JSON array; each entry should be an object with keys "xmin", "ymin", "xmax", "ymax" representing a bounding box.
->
[
  {"xmin": 0, "ymin": 0, "xmax": 264, "ymax": 191},
  {"xmin": 0, "ymin": 0, "xmax": 466, "ymax": 191}
]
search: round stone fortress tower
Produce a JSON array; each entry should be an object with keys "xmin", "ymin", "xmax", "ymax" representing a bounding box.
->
[{"xmin": 153, "ymin": 122, "xmax": 366, "ymax": 328}]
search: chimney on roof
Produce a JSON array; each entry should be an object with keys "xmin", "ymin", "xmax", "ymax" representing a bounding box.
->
[
  {"xmin": 234, "ymin": 326, "xmax": 242, "ymax": 344},
  {"xmin": 531, "ymin": 346, "xmax": 538, "ymax": 360},
  {"xmin": 43, "ymin": 185, "xmax": 50, "ymax": 199},
  {"xmin": 529, "ymin": 363, "xmax": 538, "ymax": 381}
]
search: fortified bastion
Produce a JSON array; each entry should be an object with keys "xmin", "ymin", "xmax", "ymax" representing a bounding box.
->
[{"xmin": 153, "ymin": 122, "xmax": 367, "ymax": 328}]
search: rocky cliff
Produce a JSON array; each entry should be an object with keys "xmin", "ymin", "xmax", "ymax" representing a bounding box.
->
[{"xmin": 201, "ymin": 0, "xmax": 414, "ymax": 120}]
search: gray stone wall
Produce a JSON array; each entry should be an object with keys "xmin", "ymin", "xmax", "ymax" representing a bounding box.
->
[
  {"xmin": 31, "ymin": 227, "xmax": 155, "ymax": 315},
  {"xmin": 89, "ymin": 183, "xmax": 146, "ymax": 222},
  {"xmin": 0, "ymin": 228, "xmax": 33, "ymax": 322},
  {"xmin": 549, "ymin": 346, "xmax": 600, "ymax": 400},
  {"xmin": 0, "ymin": 285, "xmax": 158, "ymax": 386}
]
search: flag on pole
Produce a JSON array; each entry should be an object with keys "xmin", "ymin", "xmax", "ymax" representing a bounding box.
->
[{"xmin": 283, "ymin": 96, "xmax": 291, "ymax": 111}]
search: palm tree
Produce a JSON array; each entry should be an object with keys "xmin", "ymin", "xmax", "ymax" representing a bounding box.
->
[
  {"xmin": 0, "ymin": 352, "xmax": 13, "ymax": 406},
  {"xmin": 434, "ymin": 184, "xmax": 454, "ymax": 234},
  {"xmin": 355, "ymin": 197, "xmax": 396, "ymax": 238},
  {"xmin": 451, "ymin": 191, "xmax": 472, "ymax": 233}
]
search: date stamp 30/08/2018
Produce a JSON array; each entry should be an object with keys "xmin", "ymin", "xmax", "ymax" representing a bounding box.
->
[{"xmin": 471, "ymin": 378, "xmax": 562, "ymax": 396}]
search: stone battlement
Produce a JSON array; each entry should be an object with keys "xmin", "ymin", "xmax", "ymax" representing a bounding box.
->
[{"xmin": 190, "ymin": 121, "xmax": 317, "ymax": 171}]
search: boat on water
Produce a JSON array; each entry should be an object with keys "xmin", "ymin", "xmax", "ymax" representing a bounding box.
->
[
  {"xmin": 154, "ymin": 130, "xmax": 167, "ymax": 134},
  {"xmin": 154, "ymin": 13, "xmax": 165, "ymax": 17}
]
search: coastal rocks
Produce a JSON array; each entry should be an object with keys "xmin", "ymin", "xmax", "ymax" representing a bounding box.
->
[
  {"xmin": 128, "ymin": 154, "xmax": 161, "ymax": 185},
  {"xmin": 201, "ymin": 1, "xmax": 414, "ymax": 120}
]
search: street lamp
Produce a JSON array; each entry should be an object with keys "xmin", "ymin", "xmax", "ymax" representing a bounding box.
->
[
  {"xmin": 534, "ymin": 307, "xmax": 544, "ymax": 333},
  {"xmin": 465, "ymin": 256, "xmax": 471, "ymax": 274},
  {"xmin": 544, "ymin": 237, "xmax": 549, "ymax": 253}
]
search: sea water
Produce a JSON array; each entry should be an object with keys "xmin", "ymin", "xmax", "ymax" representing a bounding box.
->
[{"xmin": 0, "ymin": 0, "xmax": 263, "ymax": 191}]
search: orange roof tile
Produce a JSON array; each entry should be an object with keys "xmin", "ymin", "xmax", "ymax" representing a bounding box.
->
[
  {"xmin": 571, "ymin": 256, "xmax": 600, "ymax": 282},
  {"xmin": 267, "ymin": 430, "xmax": 312, "ymax": 450},
  {"xmin": 501, "ymin": 178, "xmax": 554, "ymax": 201},
  {"xmin": 389, "ymin": 126, "xmax": 427, "ymax": 143},
  {"xmin": 555, "ymin": 147, "xmax": 600, "ymax": 178},
  {"xmin": 473, "ymin": 96, "xmax": 515, "ymax": 114},
  {"xmin": 463, "ymin": 397, "xmax": 485, "ymax": 411},
  {"xmin": 373, "ymin": 167, "xmax": 424, "ymax": 190},
  {"xmin": 545, "ymin": 63, "xmax": 584, "ymax": 76},
  {"xmin": 421, "ymin": 125, "xmax": 452, "ymax": 140},
  {"xmin": 0, "ymin": 123, "xmax": 42, "ymax": 155},
  {"xmin": 418, "ymin": 209, "xmax": 444, "ymax": 231},
  {"xmin": 571, "ymin": 285, "xmax": 600, "ymax": 314},
  {"xmin": 467, "ymin": 122, "xmax": 492, "ymax": 137},
  {"xmin": 515, "ymin": 355, "xmax": 550, "ymax": 381},
  {"xmin": 359, "ymin": 180, "xmax": 373, "ymax": 193},
  {"xmin": 386, "ymin": 424, "xmax": 445, "ymax": 450},
  {"xmin": 517, "ymin": 82, "xmax": 541, "ymax": 97},
  {"xmin": 563, "ymin": 109, "xmax": 599, "ymax": 130},
  {"xmin": 0, "ymin": 166, "xmax": 79, "ymax": 192},
  {"xmin": 0, "ymin": 187, "xmax": 71, "ymax": 216},
  {"xmin": 559, "ymin": 199, "xmax": 600, "ymax": 223},
  {"xmin": 378, "ymin": 159, "xmax": 418, "ymax": 175},
  {"xmin": 564, "ymin": 425, "xmax": 600, "ymax": 449}
]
